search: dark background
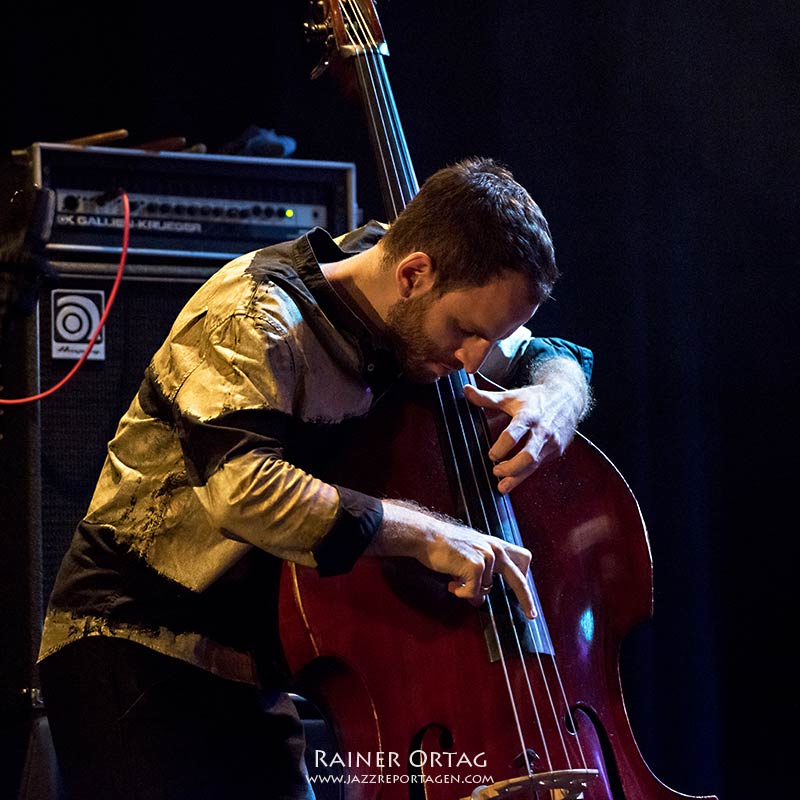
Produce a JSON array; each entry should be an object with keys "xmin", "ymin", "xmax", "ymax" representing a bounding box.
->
[{"xmin": 3, "ymin": 2, "xmax": 797, "ymax": 799}]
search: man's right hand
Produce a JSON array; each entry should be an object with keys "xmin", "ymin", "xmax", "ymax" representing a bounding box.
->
[{"xmin": 367, "ymin": 499, "xmax": 536, "ymax": 619}]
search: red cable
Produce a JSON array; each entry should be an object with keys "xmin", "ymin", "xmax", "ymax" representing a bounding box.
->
[{"xmin": 0, "ymin": 192, "xmax": 131, "ymax": 405}]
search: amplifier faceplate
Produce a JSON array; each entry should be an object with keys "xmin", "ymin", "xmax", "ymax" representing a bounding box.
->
[{"xmin": 15, "ymin": 142, "xmax": 357, "ymax": 262}]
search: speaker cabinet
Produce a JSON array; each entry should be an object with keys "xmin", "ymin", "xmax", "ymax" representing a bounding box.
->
[
  {"xmin": 0, "ymin": 260, "xmax": 209, "ymax": 798},
  {"xmin": 3, "ymin": 260, "xmax": 211, "ymax": 678}
]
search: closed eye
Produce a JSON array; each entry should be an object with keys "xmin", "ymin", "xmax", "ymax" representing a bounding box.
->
[{"xmin": 459, "ymin": 326, "xmax": 490, "ymax": 341}]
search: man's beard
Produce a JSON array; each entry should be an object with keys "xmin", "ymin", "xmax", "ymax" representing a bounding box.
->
[{"xmin": 384, "ymin": 293, "xmax": 450, "ymax": 384}]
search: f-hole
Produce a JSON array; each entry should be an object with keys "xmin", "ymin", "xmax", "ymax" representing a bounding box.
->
[{"xmin": 408, "ymin": 723, "xmax": 455, "ymax": 800}]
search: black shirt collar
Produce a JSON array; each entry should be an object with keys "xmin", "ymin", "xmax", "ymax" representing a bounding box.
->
[{"xmin": 293, "ymin": 228, "xmax": 401, "ymax": 395}]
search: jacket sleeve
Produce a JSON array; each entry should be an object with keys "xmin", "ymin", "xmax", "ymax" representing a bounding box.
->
[
  {"xmin": 480, "ymin": 326, "xmax": 594, "ymax": 388},
  {"xmin": 174, "ymin": 308, "xmax": 382, "ymax": 577}
]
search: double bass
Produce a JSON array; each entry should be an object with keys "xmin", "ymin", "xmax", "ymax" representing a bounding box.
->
[{"xmin": 280, "ymin": 3, "xmax": 718, "ymax": 799}]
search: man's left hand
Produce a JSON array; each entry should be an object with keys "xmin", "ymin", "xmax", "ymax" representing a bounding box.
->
[{"xmin": 463, "ymin": 358, "xmax": 590, "ymax": 494}]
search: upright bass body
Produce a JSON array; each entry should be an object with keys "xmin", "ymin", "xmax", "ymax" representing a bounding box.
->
[
  {"xmin": 281, "ymin": 4, "xmax": 717, "ymax": 798},
  {"xmin": 279, "ymin": 385, "xmax": 709, "ymax": 800}
]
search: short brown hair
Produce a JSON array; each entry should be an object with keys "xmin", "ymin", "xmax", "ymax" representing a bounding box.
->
[{"xmin": 381, "ymin": 157, "xmax": 558, "ymax": 303}]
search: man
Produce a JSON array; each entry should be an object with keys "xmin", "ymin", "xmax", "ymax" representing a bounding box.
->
[{"xmin": 38, "ymin": 157, "xmax": 592, "ymax": 799}]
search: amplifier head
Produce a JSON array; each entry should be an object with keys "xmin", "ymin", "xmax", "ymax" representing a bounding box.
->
[{"xmin": 6, "ymin": 142, "xmax": 358, "ymax": 265}]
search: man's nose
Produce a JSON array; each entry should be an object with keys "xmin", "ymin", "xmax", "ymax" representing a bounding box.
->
[{"xmin": 454, "ymin": 339, "xmax": 493, "ymax": 373}]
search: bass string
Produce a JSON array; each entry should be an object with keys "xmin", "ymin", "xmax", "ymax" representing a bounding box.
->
[
  {"xmin": 344, "ymin": 1, "xmax": 417, "ymax": 217},
  {"xmin": 449, "ymin": 370, "xmax": 590, "ymax": 771},
  {"xmin": 456, "ymin": 370, "xmax": 588, "ymax": 772},
  {"xmin": 342, "ymin": 0, "xmax": 587, "ymax": 776},
  {"xmin": 470, "ymin": 370, "xmax": 590, "ymax": 771},
  {"xmin": 435, "ymin": 373, "xmax": 542, "ymax": 775}
]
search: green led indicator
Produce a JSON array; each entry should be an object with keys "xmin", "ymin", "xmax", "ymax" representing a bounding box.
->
[{"xmin": 285, "ymin": 208, "xmax": 294, "ymax": 218}]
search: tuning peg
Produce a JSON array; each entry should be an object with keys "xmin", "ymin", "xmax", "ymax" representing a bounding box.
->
[
  {"xmin": 303, "ymin": 20, "xmax": 330, "ymax": 41},
  {"xmin": 304, "ymin": 0, "xmax": 330, "ymax": 41}
]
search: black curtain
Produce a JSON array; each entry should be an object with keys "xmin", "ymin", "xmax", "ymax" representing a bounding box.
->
[{"xmin": 3, "ymin": 3, "xmax": 797, "ymax": 798}]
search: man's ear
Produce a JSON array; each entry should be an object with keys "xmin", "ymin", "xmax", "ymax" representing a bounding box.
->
[{"xmin": 395, "ymin": 252, "xmax": 436, "ymax": 298}]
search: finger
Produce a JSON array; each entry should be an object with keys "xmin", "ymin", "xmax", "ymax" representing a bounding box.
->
[
  {"xmin": 462, "ymin": 383, "xmax": 503, "ymax": 410},
  {"xmin": 493, "ymin": 436, "xmax": 549, "ymax": 492},
  {"xmin": 496, "ymin": 539, "xmax": 531, "ymax": 575},
  {"xmin": 447, "ymin": 547, "xmax": 495, "ymax": 606},
  {"xmin": 487, "ymin": 414, "xmax": 536, "ymax": 462},
  {"xmin": 498, "ymin": 542, "xmax": 532, "ymax": 576},
  {"xmin": 447, "ymin": 576, "xmax": 487, "ymax": 607},
  {"xmin": 495, "ymin": 448, "xmax": 559, "ymax": 493},
  {"xmin": 479, "ymin": 548, "xmax": 496, "ymax": 598},
  {"xmin": 495, "ymin": 442, "xmax": 540, "ymax": 475},
  {"xmin": 493, "ymin": 548, "xmax": 536, "ymax": 619}
]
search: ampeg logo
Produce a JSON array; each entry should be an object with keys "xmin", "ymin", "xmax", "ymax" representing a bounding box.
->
[{"xmin": 51, "ymin": 289, "xmax": 106, "ymax": 360}]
